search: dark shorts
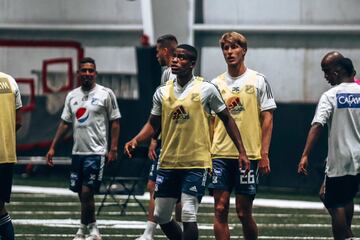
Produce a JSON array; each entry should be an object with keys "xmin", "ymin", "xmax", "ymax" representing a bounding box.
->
[
  {"xmin": 0, "ymin": 163, "xmax": 14, "ymax": 203},
  {"xmin": 154, "ymin": 168, "xmax": 208, "ymax": 202},
  {"xmin": 70, "ymin": 155, "xmax": 105, "ymax": 193},
  {"xmin": 148, "ymin": 158, "xmax": 159, "ymax": 182},
  {"xmin": 208, "ymin": 158, "xmax": 259, "ymax": 197},
  {"xmin": 323, "ymin": 174, "xmax": 359, "ymax": 209}
]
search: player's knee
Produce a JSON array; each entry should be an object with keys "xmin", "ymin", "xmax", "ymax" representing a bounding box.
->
[
  {"xmin": 181, "ymin": 193, "xmax": 199, "ymax": 222},
  {"xmin": 214, "ymin": 203, "xmax": 229, "ymax": 221},
  {"xmin": 154, "ymin": 198, "xmax": 176, "ymax": 224},
  {"xmin": 236, "ymin": 208, "xmax": 252, "ymax": 222},
  {"xmin": 147, "ymin": 181, "xmax": 155, "ymax": 192}
]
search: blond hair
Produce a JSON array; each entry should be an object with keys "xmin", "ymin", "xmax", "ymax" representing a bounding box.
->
[{"xmin": 219, "ymin": 32, "xmax": 247, "ymax": 50}]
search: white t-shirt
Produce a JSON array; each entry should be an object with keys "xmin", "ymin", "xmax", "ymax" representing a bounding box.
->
[
  {"xmin": 61, "ymin": 84, "xmax": 121, "ymax": 155},
  {"xmin": 151, "ymin": 76, "xmax": 226, "ymax": 116},
  {"xmin": 211, "ymin": 68, "xmax": 276, "ymax": 111},
  {"xmin": 312, "ymin": 82, "xmax": 360, "ymax": 177},
  {"xmin": 161, "ymin": 66, "xmax": 176, "ymax": 85}
]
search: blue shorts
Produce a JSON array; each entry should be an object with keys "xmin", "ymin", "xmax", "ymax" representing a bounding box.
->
[
  {"xmin": 208, "ymin": 158, "xmax": 259, "ymax": 196},
  {"xmin": 154, "ymin": 168, "xmax": 208, "ymax": 202},
  {"xmin": 323, "ymin": 174, "xmax": 359, "ymax": 209},
  {"xmin": 70, "ymin": 155, "xmax": 105, "ymax": 193},
  {"xmin": 148, "ymin": 158, "xmax": 159, "ymax": 182},
  {"xmin": 0, "ymin": 163, "xmax": 14, "ymax": 203}
]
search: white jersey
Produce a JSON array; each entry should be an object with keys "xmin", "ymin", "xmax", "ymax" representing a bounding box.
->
[
  {"xmin": 151, "ymin": 76, "xmax": 226, "ymax": 116},
  {"xmin": 211, "ymin": 68, "xmax": 276, "ymax": 111},
  {"xmin": 312, "ymin": 82, "xmax": 360, "ymax": 177},
  {"xmin": 61, "ymin": 84, "xmax": 121, "ymax": 155},
  {"xmin": 161, "ymin": 66, "xmax": 176, "ymax": 85}
]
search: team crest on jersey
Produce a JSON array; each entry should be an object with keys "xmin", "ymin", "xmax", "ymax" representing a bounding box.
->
[
  {"xmin": 171, "ymin": 105, "xmax": 190, "ymax": 123},
  {"xmin": 227, "ymin": 96, "xmax": 244, "ymax": 114},
  {"xmin": 91, "ymin": 97, "xmax": 100, "ymax": 105},
  {"xmin": 76, "ymin": 107, "xmax": 89, "ymax": 123},
  {"xmin": 337, "ymin": 93, "xmax": 360, "ymax": 108},
  {"xmin": 245, "ymin": 85, "xmax": 255, "ymax": 94},
  {"xmin": 191, "ymin": 93, "xmax": 200, "ymax": 101}
]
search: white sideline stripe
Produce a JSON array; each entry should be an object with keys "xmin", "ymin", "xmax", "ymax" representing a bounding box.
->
[
  {"xmin": 12, "ymin": 219, "xmax": 360, "ymax": 230},
  {"xmin": 13, "ymin": 211, "xmax": 351, "ymax": 219},
  {"xmin": 12, "ymin": 185, "xmax": 360, "ymax": 211},
  {"xmin": 14, "ymin": 234, "xmax": 336, "ymax": 240}
]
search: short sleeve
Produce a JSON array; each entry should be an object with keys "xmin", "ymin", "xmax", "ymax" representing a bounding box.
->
[
  {"xmin": 258, "ymin": 76, "xmax": 276, "ymax": 111},
  {"xmin": 203, "ymin": 83, "xmax": 226, "ymax": 114},
  {"xmin": 106, "ymin": 89, "xmax": 121, "ymax": 120},
  {"xmin": 150, "ymin": 87, "xmax": 163, "ymax": 116},
  {"xmin": 312, "ymin": 93, "xmax": 333, "ymax": 126},
  {"xmin": 61, "ymin": 93, "xmax": 73, "ymax": 123}
]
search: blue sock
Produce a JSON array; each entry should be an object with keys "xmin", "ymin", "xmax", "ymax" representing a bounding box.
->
[{"xmin": 0, "ymin": 213, "xmax": 14, "ymax": 240}]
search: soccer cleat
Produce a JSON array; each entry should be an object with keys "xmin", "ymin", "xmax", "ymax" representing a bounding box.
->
[
  {"xmin": 72, "ymin": 233, "xmax": 86, "ymax": 240},
  {"xmin": 85, "ymin": 234, "xmax": 102, "ymax": 240}
]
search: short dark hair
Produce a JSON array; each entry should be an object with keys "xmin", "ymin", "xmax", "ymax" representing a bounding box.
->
[
  {"xmin": 157, "ymin": 34, "xmax": 178, "ymax": 54},
  {"xmin": 177, "ymin": 44, "xmax": 198, "ymax": 62},
  {"xmin": 79, "ymin": 57, "xmax": 96, "ymax": 68},
  {"xmin": 334, "ymin": 57, "xmax": 355, "ymax": 77}
]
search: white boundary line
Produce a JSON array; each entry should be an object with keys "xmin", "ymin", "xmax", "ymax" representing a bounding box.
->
[{"xmin": 12, "ymin": 185, "xmax": 360, "ymax": 211}]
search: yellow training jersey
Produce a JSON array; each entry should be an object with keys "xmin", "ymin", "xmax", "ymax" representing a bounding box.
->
[
  {"xmin": 160, "ymin": 77, "xmax": 212, "ymax": 169},
  {"xmin": 0, "ymin": 73, "xmax": 19, "ymax": 163},
  {"xmin": 211, "ymin": 72, "xmax": 262, "ymax": 160}
]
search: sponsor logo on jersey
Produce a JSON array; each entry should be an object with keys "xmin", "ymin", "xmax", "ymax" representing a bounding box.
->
[
  {"xmin": 91, "ymin": 98, "xmax": 99, "ymax": 105},
  {"xmin": 76, "ymin": 107, "xmax": 89, "ymax": 123},
  {"xmin": 337, "ymin": 93, "xmax": 360, "ymax": 108},
  {"xmin": 227, "ymin": 96, "xmax": 244, "ymax": 114},
  {"xmin": 171, "ymin": 105, "xmax": 190, "ymax": 123}
]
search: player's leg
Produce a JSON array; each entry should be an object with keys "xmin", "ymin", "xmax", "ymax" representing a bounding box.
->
[
  {"xmin": 323, "ymin": 175, "xmax": 358, "ymax": 240},
  {"xmin": 82, "ymin": 155, "xmax": 105, "ymax": 240},
  {"xmin": 235, "ymin": 160, "xmax": 259, "ymax": 240},
  {"xmin": 0, "ymin": 163, "xmax": 15, "ymax": 240},
  {"xmin": 154, "ymin": 169, "xmax": 182, "ymax": 239},
  {"xmin": 136, "ymin": 158, "xmax": 158, "ymax": 240},
  {"xmin": 181, "ymin": 169, "xmax": 208, "ymax": 240},
  {"xmin": 208, "ymin": 159, "xmax": 235, "ymax": 240},
  {"xmin": 213, "ymin": 190, "xmax": 231, "ymax": 240}
]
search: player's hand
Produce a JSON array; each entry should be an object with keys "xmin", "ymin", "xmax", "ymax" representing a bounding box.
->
[
  {"xmin": 238, "ymin": 152, "xmax": 250, "ymax": 175},
  {"xmin": 259, "ymin": 153, "xmax": 271, "ymax": 175},
  {"xmin": 46, "ymin": 148, "xmax": 55, "ymax": 167},
  {"xmin": 107, "ymin": 149, "xmax": 118, "ymax": 164},
  {"xmin": 124, "ymin": 138, "xmax": 138, "ymax": 158},
  {"xmin": 148, "ymin": 139, "xmax": 158, "ymax": 160},
  {"xmin": 297, "ymin": 156, "xmax": 309, "ymax": 175}
]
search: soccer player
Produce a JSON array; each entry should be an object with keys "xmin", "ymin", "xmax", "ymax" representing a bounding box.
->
[
  {"xmin": 0, "ymin": 72, "xmax": 22, "ymax": 240},
  {"xmin": 136, "ymin": 34, "xmax": 179, "ymax": 240},
  {"xmin": 298, "ymin": 54, "xmax": 360, "ymax": 240},
  {"xmin": 46, "ymin": 57, "xmax": 121, "ymax": 240},
  {"xmin": 208, "ymin": 32, "xmax": 276, "ymax": 240},
  {"xmin": 125, "ymin": 44, "xmax": 250, "ymax": 240}
]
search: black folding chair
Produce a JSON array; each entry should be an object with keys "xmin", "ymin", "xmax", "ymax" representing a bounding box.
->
[{"xmin": 97, "ymin": 147, "xmax": 151, "ymax": 216}]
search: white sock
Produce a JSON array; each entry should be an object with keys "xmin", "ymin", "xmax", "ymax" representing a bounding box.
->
[
  {"xmin": 142, "ymin": 221, "xmax": 157, "ymax": 238},
  {"xmin": 76, "ymin": 224, "xmax": 87, "ymax": 235},
  {"xmin": 88, "ymin": 222, "xmax": 100, "ymax": 235}
]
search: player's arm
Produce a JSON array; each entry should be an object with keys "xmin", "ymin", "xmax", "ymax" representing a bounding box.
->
[
  {"xmin": 297, "ymin": 123, "xmax": 323, "ymax": 175},
  {"xmin": 15, "ymin": 109, "xmax": 22, "ymax": 131},
  {"xmin": 107, "ymin": 118, "xmax": 120, "ymax": 163},
  {"xmin": 124, "ymin": 114, "xmax": 161, "ymax": 158},
  {"xmin": 217, "ymin": 109, "xmax": 250, "ymax": 173},
  {"xmin": 259, "ymin": 109, "xmax": 274, "ymax": 175},
  {"xmin": 46, "ymin": 120, "xmax": 71, "ymax": 166}
]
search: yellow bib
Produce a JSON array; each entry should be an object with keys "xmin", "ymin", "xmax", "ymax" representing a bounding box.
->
[
  {"xmin": 211, "ymin": 72, "xmax": 262, "ymax": 160},
  {"xmin": 160, "ymin": 77, "xmax": 212, "ymax": 169},
  {"xmin": 0, "ymin": 76, "xmax": 17, "ymax": 163}
]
